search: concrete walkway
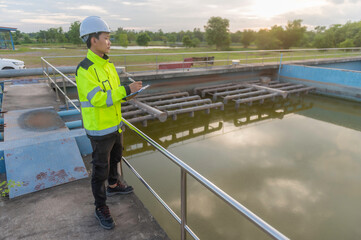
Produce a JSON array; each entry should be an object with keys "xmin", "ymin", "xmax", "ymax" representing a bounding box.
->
[
  {"xmin": 0, "ymin": 81, "xmax": 169, "ymax": 240},
  {"xmin": 2, "ymin": 82, "xmax": 62, "ymax": 111},
  {"xmin": 0, "ymin": 156, "xmax": 168, "ymax": 240}
]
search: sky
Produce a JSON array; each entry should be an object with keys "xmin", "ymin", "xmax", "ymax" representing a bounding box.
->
[{"xmin": 1, "ymin": 0, "xmax": 361, "ymax": 33}]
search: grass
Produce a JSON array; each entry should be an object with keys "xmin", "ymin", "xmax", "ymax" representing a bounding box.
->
[{"xmin": 1, "ymin": 43, "xmax": 360, "ymax": 71}]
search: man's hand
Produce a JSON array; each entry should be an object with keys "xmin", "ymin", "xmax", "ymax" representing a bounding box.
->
[{"xmin": 129, "ymin": 81, "xmax": 142, "ymax": 93}]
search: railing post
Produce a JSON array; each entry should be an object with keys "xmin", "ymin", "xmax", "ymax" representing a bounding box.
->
[
  {"xmin": 124, "ymin": 56, "xmax": 127, "ymax": 72},
  {"xmin": 46, "ymin": 64, "xmax": 50, "ymax": 85},
  {"xmin": 206, "ymin": 53, "xmax": 208, "ymax": 68},
  {"xmin": 182, "ymin": 54, "xmax": 185, "ymax": 72},
  {"xmin": 53, "ymin": 68, "xmax": 60, "ymax": 102},
  {"xmin": 62, "ymin": 75, "xmax": 69, "ymax": 110},
  {"xmin": 181, "ymin": 168, "xmax": 187, "ymax": 240},
  {"xmin": 41, "ymin": 58, "xmax": 45, "ymax": 83},
  {"xmin": 156, "ymin": 55, "xmax": 158, "ymax": 75}
]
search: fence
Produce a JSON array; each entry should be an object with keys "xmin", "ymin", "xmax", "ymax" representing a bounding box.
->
[{"xmin": 41, "ymin": 47, "xmax": 361, "ymax": 75}]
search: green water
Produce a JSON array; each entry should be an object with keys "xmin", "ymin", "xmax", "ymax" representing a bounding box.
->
[{"xmin": 122, "ymin": 94, "xmax": 361, "ymax": 240}]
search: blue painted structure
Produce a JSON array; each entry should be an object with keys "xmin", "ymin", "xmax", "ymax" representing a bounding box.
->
[
  {"xmin": 0, "ymin": 26, "xmax": 17, "ymax": 50},
  {"xmin": 5, "ymin": 137, "xmax": 88, "ymax": 198},
  {"xmin": 310, "ymin": 61, "xmax": 361, "ymax": 71},
  {"xmin": 0, "ymin": 107, "xmax": 93, "ymax": 197},
  {"xmin": 279, "ymin": 64, "xmax": 361, "ymax": 102}
]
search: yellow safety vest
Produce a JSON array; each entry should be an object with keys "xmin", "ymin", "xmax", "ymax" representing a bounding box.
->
[{"xmin": 75, "ymin": 49, "xmax": 130, "ymax": 136}]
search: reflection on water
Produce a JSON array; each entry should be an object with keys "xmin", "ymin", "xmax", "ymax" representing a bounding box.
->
[{"xmin": 122, "ymin": 95, "xmax": 361, "ymax": 240}]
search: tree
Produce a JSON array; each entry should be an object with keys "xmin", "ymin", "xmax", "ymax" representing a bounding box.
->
[
  {"xmin": 136, "ymin": 33, "xmax": 151, "ymax": 46},
  {"xmin": 255, "ymin": 29, "xmax": 282, "ymax": 50},
  {"xmin": 118, "ymin": 33, "xmax": 129, "ymax": 47},
  {"xmin": 204, "ymin": 16, "xmax": 231, "ymax": 50},
  {"xmin": 231, "ymin": 30, "xmax": 242, "ymax": 43},
  {"xmin": 281, "ymin": 19, "xmax": 306, "ymax": 49},
  {"xmin": 192, "ymin": 38, "xmax": 201, "ymax": 47},
  {"xmin": 193, "ymin": 28, "xmax": 204, "ymax": 42},
  {"xmin": 67, "ymin": 21, "xmax": 82, "ymax": 44},
  {"xmin": 167, "ymin": 34, "xmax": 176, "ymax": 44},
  {"xmin": 339, "ymin": 39, "xmax": 354, "ymax": 48},
  {"xmin": 182, "ymin": 35, "xmax": 192, "ymax": 47},
  {"xmin": 161, "ymin": 36, "xmax": 168, "ymax": 45},
  {"xmin": 241, "ymin": 29, "xmax": 255, "ymax": 48}
]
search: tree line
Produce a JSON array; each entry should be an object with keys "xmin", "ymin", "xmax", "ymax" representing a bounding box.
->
[{"xmin": 11, "ymin": 17, "xmax": 361, "ymax": 50}]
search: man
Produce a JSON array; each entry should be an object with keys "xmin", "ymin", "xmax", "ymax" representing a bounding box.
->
[{"xmin": 76, "ymin": 16, "xmax": 142, "ymax": 230}]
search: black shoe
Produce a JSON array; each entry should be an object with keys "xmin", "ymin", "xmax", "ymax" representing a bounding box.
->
[
  {"xmin": 95, "ymin": 205, "xmax": 115, "ymax": 230},
  {"xmin": 106, "ymin": 181, "xmax": 134, "ymax": 196}
]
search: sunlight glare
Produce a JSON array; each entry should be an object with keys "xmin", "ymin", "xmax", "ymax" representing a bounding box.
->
[{"xmin": 247, "ymin": 0, "xmax": 327, "ymax": 19}]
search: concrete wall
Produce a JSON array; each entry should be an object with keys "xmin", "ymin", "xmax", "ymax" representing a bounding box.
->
[{"xmin": 280, "ymin": 64, "xmax": 361, "ymax": 101}]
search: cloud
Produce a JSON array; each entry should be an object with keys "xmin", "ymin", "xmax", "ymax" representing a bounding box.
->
[
  {"xmin": 21, "ymin": 18, "xmax": 69, "ymax": 25},
  {"xmin": 66, "ymin": 5, "xmax": 108, "ymax": 14},
  {"xmin": 2, "ymin": 0, "xmax": 361, "ymax": 32}
]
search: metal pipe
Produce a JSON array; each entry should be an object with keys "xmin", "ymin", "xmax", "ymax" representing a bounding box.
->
[
  {"xmin": 223, "ymin": 90, "xmax": 267, "ymax": 103},
  {"xmin": 277, "ymin": 84, "xmax": 305, "ymax": 91},
  {"xmin": 244, "ymin": 84, "xmax": 288, "ymax": 99},
  {"xmin": 127, "ymin": 114, "xmax": 154, "ymax": 123},
  {"xmin": 167, "ymin": 103, "xmax": 224, "ymax": 115},
  {"xmin": 121, "ymin": 104, "xmax": 138, "ymax": 112},
  {"xmin": 267, "ymin": 83, "xmax": 293, "ymax": 88},
  {"xmin": 58, "ymin": 109, "xmax": 81, "ymax": 117},
  {"xmin": 122, "ymin": 119, "xmax": 289, "ymax": 240},
  {"xmin": 286, "ymin": 87, "xmax": 315, "ymax": 94},
  {"xmin": 136, "ymin": 92, "xmax": 189, "ymax": 102},
  {"xmin": 122, "ymin": 109, "xmax": 145, "ymax": 118},
  {"xmin": 129, "ymin": 99, "xmax": 167, "ymax": 122},
  {"xmin": 65, "ymin": 120, "xmax": 82, "ymax": 129},
  {"xmin": 201, "ymin": 84, "xmax": 245, "ymax": 97},
  {"xmin": 156, "ymin": 99, "xmax": 212, "ymax": 110},
  {"xmin": 193, "ymin": 83, "xmax": 234, "ymax": 94},
  {"xmin": 212, "ymin": 87, "xmax": 254, "ymax": 101},
  {"xmin": 137, "ymin": 90, "xmax": 180, "ymax": 98},
  {"xmin": 235, "ymin": 93, "xmax": 279, "ymax": 108},
  {"xmin": 147, "ymin": 96, "xmax": 201, "ymax": 106}
]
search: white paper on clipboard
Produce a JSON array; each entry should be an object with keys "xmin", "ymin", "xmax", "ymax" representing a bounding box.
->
[{"xmin": 123, "ymin": 84, "xmax": 150, "ymax": 100}]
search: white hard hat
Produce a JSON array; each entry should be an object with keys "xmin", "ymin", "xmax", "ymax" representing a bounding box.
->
[{"xmin": 79, "ymin": 16, "xmax": 110, "ymax": 41}]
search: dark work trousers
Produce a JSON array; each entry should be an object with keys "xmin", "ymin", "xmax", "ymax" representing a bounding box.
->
[{"xmin": 88, "ymin": 131, "xmax": 123, "ymax": 208}]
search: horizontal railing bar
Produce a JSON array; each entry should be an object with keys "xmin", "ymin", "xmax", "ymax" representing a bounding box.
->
[
  {"xmin": 42, "ymin": 47, "xmax": 361, "ymax": 59},
  {"xmin": 42, "ymin": 70, "xmax": 80, "ymax": 112},
  {"xmin": 41, "ymin": 58, "xmax": 77, "ymax": 87}
]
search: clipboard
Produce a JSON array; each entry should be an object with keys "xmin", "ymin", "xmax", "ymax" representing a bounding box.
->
[{"xmin": 123, "ymin": 84, "xmax": 150, "ymax": 100}]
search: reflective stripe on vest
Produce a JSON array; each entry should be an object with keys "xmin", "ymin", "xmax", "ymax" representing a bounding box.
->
[
  {"xmin": 85, "ymin": 121, "xmax": 123, "ymax": 136},
  {"xmin": 80, "ymin": 101, "xmax": 94, "ymax": 108},
  {"xmin": 87, "ymin": 86, "xmax": 102, "ymax": 102},
  {"xmin": 106, "ymin": 90, "xmax": 113, "ymax": 107}
]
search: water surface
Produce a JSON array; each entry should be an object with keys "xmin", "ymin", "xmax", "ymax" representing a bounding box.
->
[{"xmin": 123, "ymin": 95, "xmax": 361, "ymax": 240}]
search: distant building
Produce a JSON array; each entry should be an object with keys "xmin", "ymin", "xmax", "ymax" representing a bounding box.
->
[{"xmin": 0, "ymin": 26, "xmax": 17, "ymax": 50}]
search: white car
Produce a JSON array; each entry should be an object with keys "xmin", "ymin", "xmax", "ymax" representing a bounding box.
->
[{"xmin": 0, "ymin": 58, "xmax": 25, "ymax": 70}]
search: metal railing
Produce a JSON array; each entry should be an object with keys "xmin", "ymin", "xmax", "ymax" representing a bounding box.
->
[
  {"xmin": 41, "ymin": 57, "xmax": 79, "ymax": 111},
  {"xmin": 40, "ymin": 57, "xmax": 289, "ymax": 239},
  {"xmin": 41, "ymin": 47, "xmax": 361, "ymax": 75}
]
